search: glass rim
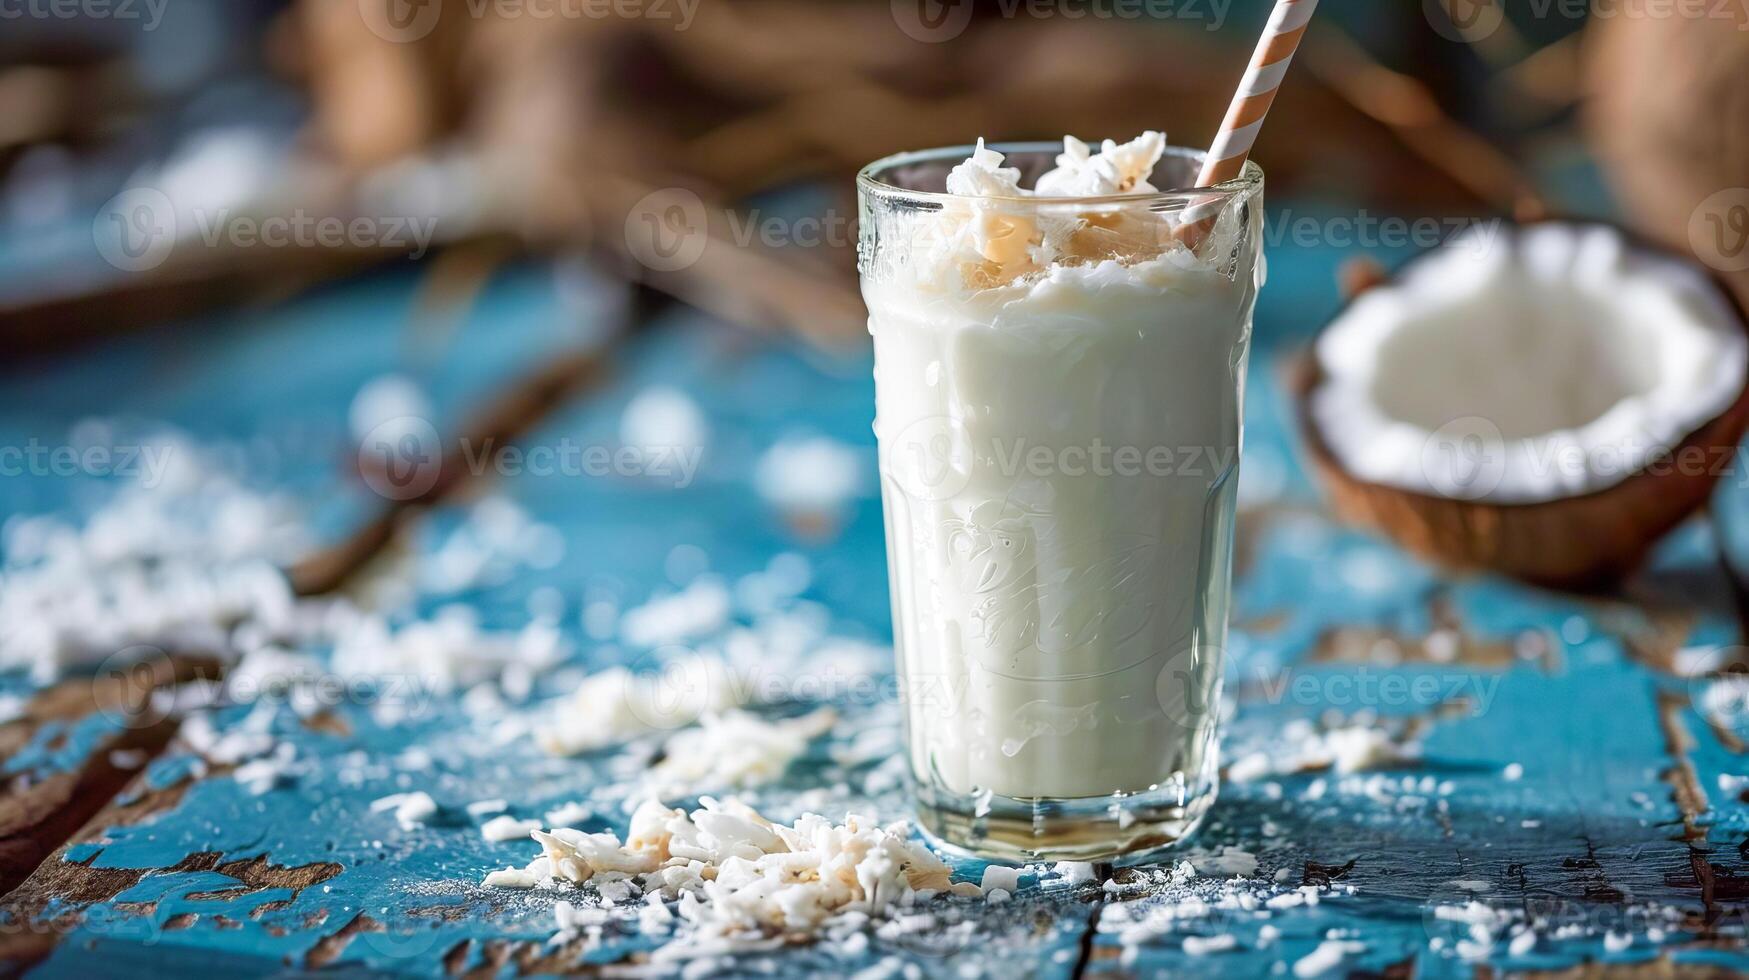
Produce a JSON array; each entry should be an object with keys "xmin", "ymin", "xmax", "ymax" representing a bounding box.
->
[{"xmin": 856, "ymin": 142, "xmax": 1264, "ymax": 207}]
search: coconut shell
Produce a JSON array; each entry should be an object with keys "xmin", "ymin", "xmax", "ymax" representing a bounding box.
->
[
  {"xmin": 1294, "ymin": 224, "xmax": 1749, "ymax": 593},
  {"xmin": 1586, "ymin": 17, "xmax": 1749, "ymax": 308}
]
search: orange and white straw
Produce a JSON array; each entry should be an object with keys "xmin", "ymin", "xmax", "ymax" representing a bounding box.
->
[
  {"xmin": 1176, "ymin": 0, "xmax": 1317, "ymax": 248},
  {"xmin": 1196, "ymin": 0, "xmax": 1320, "ymax": 189}
]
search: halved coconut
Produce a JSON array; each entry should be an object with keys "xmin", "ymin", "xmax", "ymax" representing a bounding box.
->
[{"xmin": 1297, "ymin": 221, "xmax": 1749, "ymax": 590}]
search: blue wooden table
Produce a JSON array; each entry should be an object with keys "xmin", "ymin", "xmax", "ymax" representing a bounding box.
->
[{"xmin": 2, "ymin": 203, "xmax": 1747, "ymax": 978}]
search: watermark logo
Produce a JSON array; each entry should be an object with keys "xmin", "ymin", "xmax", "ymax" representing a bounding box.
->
[
  {"xmin": 882, "ymin": 415, "xmax": 974, "ymax": 502},
  {"xmin": 359, "ymin": 416, "xmax": 443, "ymax": 501},
  {"xmin": 1421, "ymin": 416, "xmax": 1506, "ymax": 501},
  {"xmin": 1690, "ymin": 649, "xmax": 1749, "ymax": 744},
  {"xmin": 93, "ymin": 646, "xmax": 174, "ymax": 730},
  {"xmin": 95, "ymin": 188, "xmax": 439, "ymax": 273},
  {"xmin": 1423, "ymin": 0, "xmax": 1506, "ymax": 42},
  {"xmin": 1689, "ymin": 188, "xmax": 1749, "ymax": 274},
  {"xmin": 891, "ymin": 0, "xmax": 974, "ymax": 42},
  {"xmin": 359, "ymin": 0, "xmax": 444, "ymax": 42},
  {"xmin": 94, "ymin": 187, "xmax": 176, "ymax": 273},
  {"xmin": 1155, "ymin": 642, "xmax": 1224, "ymax": 738},
  {"xmin": 620, "ymin": 656, "xmax": 729, "ymax": 732},
  {"xmin": 190, "ymin": 209, "xmax": 438, "ymax": 259},
  {"xmin": 625, "ymin": 188, "xmax": 709, "ymax": 273}
]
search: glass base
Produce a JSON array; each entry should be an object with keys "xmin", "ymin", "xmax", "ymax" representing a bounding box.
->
[{"xmin": 911, "ymin": 777, "xmax": 1218, "ymax": 865}]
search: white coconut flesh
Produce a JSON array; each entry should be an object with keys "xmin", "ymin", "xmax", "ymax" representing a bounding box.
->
[{"xmin": 1310, "ymin": 223, "xmax": 1748, "ymax": 503}]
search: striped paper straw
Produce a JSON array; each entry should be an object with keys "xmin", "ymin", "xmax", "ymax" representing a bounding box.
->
[
  {"xmin": 1198, "ymin": 0, "xmax": 1320, "ymax": 187},
  {"xmin": 1177, "ymin": 0, "xmax": 1318, "ymax": 247}
]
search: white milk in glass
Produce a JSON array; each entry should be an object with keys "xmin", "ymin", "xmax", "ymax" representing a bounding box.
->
[{"xmin": 858, "ymin": 136, "xmax": 1262, "ymax": 861}]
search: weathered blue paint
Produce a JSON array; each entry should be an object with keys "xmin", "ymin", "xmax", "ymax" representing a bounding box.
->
[{"xmin": 4, "ymin": 208, "xmax": 1749, "ymax": 978}]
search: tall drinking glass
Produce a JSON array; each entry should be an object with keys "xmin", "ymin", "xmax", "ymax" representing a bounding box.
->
[{"xmin": 857, "ymin": 144, "xmax": 1264, "ymax": 862}]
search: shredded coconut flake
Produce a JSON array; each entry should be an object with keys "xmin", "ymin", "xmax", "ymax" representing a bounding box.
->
[
  {"xmin": 1294, "ymin": 939, "xmax": 1365, "ymax": 977},
  {"xmin": 483, "ymin": 866, "xmax": 539, "ymax": 889},
  {"xmin": 372, "ymin": 791, "xmax": 438, "ymax": 829},
  {"xmin": 486, "ymin": 797, "xmax": 978, "ymax": 953},
  {"xmin": 645, "ymin": 708, "xmax": 836, "ymax": 797},
  {"xmin": 535, "ymin": 654, "xmax": 745, "ymax": 756},
  {"xmin": 481, "ymin": 815, "xmax": 543, "ymax": 842}
]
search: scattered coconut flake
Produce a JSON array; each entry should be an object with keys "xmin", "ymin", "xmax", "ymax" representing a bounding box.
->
[
  {"xmin": 621, "ymin": 386, "xmax": 710, "ymax": 462},
  {"xmin": 619, "ymin": 579, "xmax": 733, "ymax": 648},
  {"xmin": 1294, "ymin": 939, "xmax": 1365, "ymax": 978},
  {"xmin": 373, "ymin": 791, "xmax": 438, "ymax": 829},
  {"xmin": 1226, "ymin": 717, "xmax": 1421, "ymax": 782},
  {"xmin": 639, "ymin": 891, "xmax": 676, "ymax": 932},
  {"xmin": 980, "ymin": 866, "xmax": 1024, "ymax": 893},
  {"xmin": 754, "ymin": 437, "xmax": 864, "ymax": 519},
  {"xmin": 482, "ymin": 866, "xmax": 539, "ymax": 889},
  {"xmin": 481, "ymin": 815, "xmax": 542, "ymax": 842},
  {"xmin": 1324, "ymin": 725, "xmax": 1421, "ymax": 775},
  {"xmin": 1050, "ymin": 862, "xmax": 1096, "ymax": 885},
  {"xmin": 108, "ymin": 748, "xmax": 148, "ymax": 770},
  {"xmin": 645, "ymin": 708, "xmax": 837, "ymax": 797},
  {"xmin": 1674, "ymin": 645, "xmax": 1725, "ymax": 677},
  {"xmin": 1183, "ymin": 934, "xmax": 1237, "ymax": 956},
  {"xmin": 554, "ymin": 899, "xmax": 611, "ymax": 934},
  {"xmin": 1508, "ymin": 928, "xmax": 1537, "ymax": 956},
  {"xmin": 232, "ymin": 743, "xmax": 298, "ymax": 795},
  {"xmin": 535, "ymin": 654, "xmax": 745, "ymax": 756},
  {"xmin": 466, "ymin": 799, "xmax": 509, "ymax": 818},
  {"xmin": 330, "ymin": 608, "xmax": 566, "ymax": 699},
  {"xmin": 545, "ymin": 801, "xmax": 593, "ymax": 826},
  {"xmin": 487, "ymin": 797, "xmax": 978, "ymax": 953},
  {"xmin": 349, "ymin": 374, "xmax": 432, "ymax": 446},
  {"xmin": 420, "ymin": 496, "xmax": 566, "ymax": 595},
  {"xmin": 1193, "ymin": 846, "xmax": 1258, "ymax": 878}
]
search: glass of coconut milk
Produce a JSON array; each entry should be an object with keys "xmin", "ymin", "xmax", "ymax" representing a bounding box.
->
[{"xmin": 857, "ymin": 137, "xmax": 1264, "ymax": 862}]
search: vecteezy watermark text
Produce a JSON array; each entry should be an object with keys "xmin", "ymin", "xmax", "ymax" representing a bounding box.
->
[
  {"xmin": 891, "ymin": 0, "xmax": 1230, "ymax": 43},
  {"xmin": 358, "ymin": 0, "xmax": 700, "ymax": 43},
  {"xmin": 94, "ymin": 187, "xmax": 440, "ymax": 273},
  {"xmin": 191, "ymin": 209, "xmax": 438, "ymax": 259},
  {"xmin": 358, "ymin": 418, "xmax": 706, "ymax": 501},
  {"xmin": 1267, "ymin": 211, "xmax": 1503, "ymax": 252},
  {"xmin": 1253, "ymin": 667, "xmax": 1504, "ymax": 716},
  {"xmin": 883, "ymin": 414, "xmax": 1241, "ymax": 502},
  {"xmin": 1426, "ymin": 0, "xmax": 1749, "ymax": 43},
  {"xmin": 1418, "ymin": 416, "xmax": 1749, "ymax": 501},
  {"xmin": 457, "ymin": 437, "xmax": 703, "ymax": 486},
  {"xmin": 0, "ymin": 440, "xmax": 176, "ymax": 486},
  {"xmin": 0, "ymin": 0, "xmax": 168, "ymax": 30}
]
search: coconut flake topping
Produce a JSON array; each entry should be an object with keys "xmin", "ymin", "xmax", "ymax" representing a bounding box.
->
[{"xmin": 916, "ymin": 132, "xmax": 1178, "ymax": 291}]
